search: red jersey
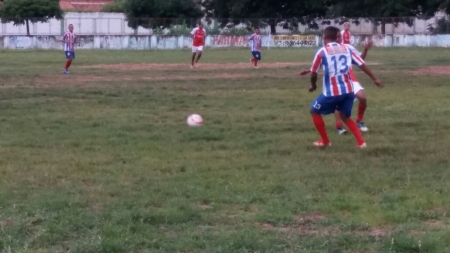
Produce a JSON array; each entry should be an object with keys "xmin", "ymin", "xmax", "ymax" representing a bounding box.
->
[
  {"xmin": 191, "ymin": 28, "xmax": 206, "ymax": 47},
  {"xmin": 340, "ymin": 30, "xmax": 351, "ymax": 44}
]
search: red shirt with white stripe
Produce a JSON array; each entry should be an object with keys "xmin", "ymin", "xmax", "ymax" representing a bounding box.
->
[
  {"xmin": 191, "ymin": 28, "xmax": 206, "ymax": 47},
  {"xmin": 310, "ymin": 42, "xmax": 365, "ymax": 97},
  {"xmin": 340, "ymin": 30, "xmax": 351, "ymax": 45},
  {"xmin": 63, "ymin": 31, "xmax": 76, "ymax": 51}
]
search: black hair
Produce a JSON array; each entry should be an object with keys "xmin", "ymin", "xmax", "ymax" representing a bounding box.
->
[{"xmin": 323, "ymin": 26, "xmax": 340, "ymax": 41}]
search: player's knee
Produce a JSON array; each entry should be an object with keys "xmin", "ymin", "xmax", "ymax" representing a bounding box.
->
[{"xmin": 358, "ymin": 97, "xmax": 367, "ymax": 106}]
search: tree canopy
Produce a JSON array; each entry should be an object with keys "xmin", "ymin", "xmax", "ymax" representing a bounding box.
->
[
  {"xmin": 202, "ymin": 0, "xmax": 328, "ymax": 33},
  {"xmin": 0, "ymin": 0, "xmax": 63, "ymax": 36},
  {"xmin": 327, "ymin": 0, "xmax": 449, "ymax": 33},
  {"xmin": 123, "ymin": 0, "xmax": 203, "ymax": 29}
]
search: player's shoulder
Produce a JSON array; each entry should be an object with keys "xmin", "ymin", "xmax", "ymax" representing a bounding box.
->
[{"xmin": 191, "ymin": 27, "xmax": 199, "ymax": 32}]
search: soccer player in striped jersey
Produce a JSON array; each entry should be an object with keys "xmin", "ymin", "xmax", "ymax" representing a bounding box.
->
[
  {"xmin": 300, "ymin": 30, "xmax": 376, "ymax": 134},
  {"xmin": 248, "ymin": 28, "xmax": 262, "ymax": 68},
  {"xmin": 334, "ymin": 31, "xmax": 373, "ymax": 134},
  {"xmin": 61, "ymin": 24, "xmax": 77, "ymax": 74},
  {"xmin": 308, "ymin": 26, "xmax": 382, "ymax": 148}
]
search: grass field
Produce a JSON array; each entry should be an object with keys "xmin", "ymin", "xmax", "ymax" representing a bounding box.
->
[{"xmin": 1, "ymin": 47, "xmax": 450, "ymax": 253}]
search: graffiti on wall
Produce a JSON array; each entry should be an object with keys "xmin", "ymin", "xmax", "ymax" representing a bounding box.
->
[
  {"xmin": 272, "ymin": 35, "xmax": 317, "ymax": 47},
  {"xmin": 8, "ymin": 36, "xmax": 32, "ymax": 49},
  {"xmin": 212, "ymin": 35, "xmax": 248, "ymax": 47}
]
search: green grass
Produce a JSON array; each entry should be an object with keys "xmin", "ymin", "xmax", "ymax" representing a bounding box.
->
[{"xmin": 1, "ymin": 47, "xmax": 450, "ymax": 253}]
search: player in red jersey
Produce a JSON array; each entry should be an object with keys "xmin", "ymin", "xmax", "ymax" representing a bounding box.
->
[
  {"xmin": 341, "ymin": 22, "xmax": 351, "ymax": 45},
  {"xmin": 61, "ymin": 24, "xmax": 77, "ymax": 74},
  {"xmin": 190, "ymin": 22, "xmax": 206, "ymax": 68},
  {"xmin": 308, "ymin": 26, "xmax": 382, "ymax": 148}
]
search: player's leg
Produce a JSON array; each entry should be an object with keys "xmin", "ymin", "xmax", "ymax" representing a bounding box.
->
[
  {"xmin": 191, "ymin": 46, "xmax": 197, "ymax": 68},
  {"xmin": 195, "ymin": 46, "xmax": 203, "ymax": 66},
  {"xmin": 337, "ymin": 93, "xmax": 366, "ymax": 148},
  {"xmin": 252, "ymin": 51, "xmax": 261, "ymax": 68},
  {"xmin": 64, "ymin": 51, "xmax": 74, "ymax": 74},
  {"xmin": 310, "ymin": 94, "xmax": 335, "ymax": 147},
  {"xmin": 354, "ymin": 84, "xmax": 368, "ymax": 132},
  {"xmin": 334, "ymin": 110, "xmax": 346, "ymax": 135}
]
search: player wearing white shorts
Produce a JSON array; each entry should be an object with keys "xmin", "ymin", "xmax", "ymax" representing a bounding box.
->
[
  {"xmin": 333, "ymin": 31, "xmax": 373, "ymax": 134},
  {"xmin": 190, "ymin": 22, "xmax": 206, "ymax": 68}
]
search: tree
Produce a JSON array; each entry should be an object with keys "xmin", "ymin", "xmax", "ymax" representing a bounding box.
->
[
  {"xmin": 0, "ymin": 0, "xmax": 63, "ymax": 36},
  {"xmin": 327, "ymin": 0, "xmax": 449, "ymax": 34},
  {"xmin": 123, "ymin": 0, "xmax": 203, "ymax": 30},
  {"xmin": 101, "ymin": 0, "xmax": 125, "ymax": 13},
  {"xmin": 202, "ymin": 0, "xmax": 329, "ymax": 34}
]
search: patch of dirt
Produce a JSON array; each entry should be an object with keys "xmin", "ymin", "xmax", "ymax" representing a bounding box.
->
[
  {"xmin": 198, "ymin": 203, "xmax": 212, "ymax": 210},
  {"xmin": 1, "ymin": 219, "xmax": 14, "ymax": 227},
  {"xmin": 424, "ymin": 219, "xmax": 449, "ymax": 229},
  {"xmin": 255, "ymin": 222, "xmax": 340, "ymax": 235},
  {"xmin": 13, "ymin": 72, "xmax": 289, "ymax": 89},
  {"xmin": 254, "ymin": 212, "xmax": 388, "ymax": 237},
  {"xmin": 83, "ymin": 62, "xmax": 305, "ymax": 71},
  {"xmin": 294, "ymin": 212, "xmax": 327, "ymax": 223},
  {"xmin": 409, "ymin": 66, "xmax": 450, "ymax": 76},
  {"xmin": 408, "ymin": 230, "xmax": 426, "ymax": 237}
]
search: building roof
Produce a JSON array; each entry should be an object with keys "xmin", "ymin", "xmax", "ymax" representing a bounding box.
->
[{"xmin": 59, "ymin": 0, "xmax": 114, "ymax": 11}]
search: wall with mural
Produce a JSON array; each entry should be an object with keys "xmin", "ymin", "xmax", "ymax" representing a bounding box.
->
[{"xmin": 1, "ymin": 34, "xmax": 450, "ymax": 49}]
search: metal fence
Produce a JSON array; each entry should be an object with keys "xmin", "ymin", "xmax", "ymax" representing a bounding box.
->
[{"xmin": 1, "ymin": 15, "xmax": 449, "ymax": 36}]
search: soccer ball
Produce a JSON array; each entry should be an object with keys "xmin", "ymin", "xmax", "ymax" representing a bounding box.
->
[{"xmin": 186, "ymin": 114, "xmax": 203, "ymax": 127}]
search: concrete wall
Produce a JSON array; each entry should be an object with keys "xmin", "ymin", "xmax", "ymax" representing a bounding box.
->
[{"xmin": 1, "ymin": 34, "xmax": 450, "ymax": 49}]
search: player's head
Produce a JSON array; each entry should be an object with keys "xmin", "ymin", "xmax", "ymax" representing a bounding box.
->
[
  {"xmin": 344, "ymin": 22, "xmax": 350, "ymax": 31},
  {"xmin": 198, "ymin": 22, "xmax": 204, "ymax": 29},
  {"xmin": 254, "ymin": 27, "xmax": 260, "ymax": 34},
  {"xmin": 68, "ymin": 24, "xmax": 74, "ymax": 32},
  {"xmin": 323, "ymin": 26, "xmax": 340, "ymax": 44}
]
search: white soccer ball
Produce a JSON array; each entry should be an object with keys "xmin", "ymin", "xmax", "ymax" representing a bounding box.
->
[{"xmin": 186, "ymin": 114, "xmax": 203, "ymax": 127}]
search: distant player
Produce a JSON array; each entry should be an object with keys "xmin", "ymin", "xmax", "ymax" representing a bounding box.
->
[
  {"xmin": 341, "ymin": 22, "xmax": 351, "ymax": 45},
  {"xmin": 190, "ymin": 22, "xmax": 206, "ymax": 68},
  {"xmin": 334, "ymin": 31, "xmax": 373, "ymax": 134},
  {"xmin": 61, "ymin": 24, "xmax": 77, "ymax": 74},
  {"xmin": 248, "ymin": 28, "xmax": 262, "ymax": 68},
  {"xmin": 308, "ymin": 26, "xmax": 382, "ymax": 148}
]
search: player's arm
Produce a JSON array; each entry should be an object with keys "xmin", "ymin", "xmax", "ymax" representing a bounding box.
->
[
  {"xmin": 309, "ymin": 50, "xmax": 323, "ymax": 92},
  {"xmin": 203, "ymin": 30, "xmax": 206, "ymax": 46},
  {"xmin": 352, "ymin": 52, "xmax": 382, "ymax": 88},
  {"xmin": 360, "ymin": 41, "xmax": 373, "ymax": 60},
  {"xmin": 61, "ymin": 34, "xmax": 68, "ymax": 43},
  {"xmin": 299, "ymin": 70, "xmax": 311, "ymax": 76},
  {"xmin": 74, "ymin": 34, "xmax": 78, "ymax": 44},
  {"xmin": 310, "ymin": 72, "xmax": 318, "ymax": 92}
]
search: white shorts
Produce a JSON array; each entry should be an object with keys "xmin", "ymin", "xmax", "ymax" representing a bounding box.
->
[
  {"xmin": 353, "ymin": 82, "xmax": 364, "ymax": 101},
  {"xmin": 192, "ymin": 46, "xmax": 204, "ymax": 53},
  {"xmin": 353, "ymin": 82, "xmax": 364, "ymax": 95}
]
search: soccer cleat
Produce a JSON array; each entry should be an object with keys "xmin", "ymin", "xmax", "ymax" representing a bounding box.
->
[
  {"xmin": 194, "ymin": 63, "xmax": 199, "ymax": 68},
  {"xmin": 63, "ymin": 69, "xmax": 69, "ymax": 74},
  {"xmin": 313, "ymin": 140, "xmax": 331, "ymax": 147},
  {"xmin": 337, "ymin": 127, "xmax": 347, "ymax": 135},
  {"xmin": 190, "ymin": 64, "xmax": 194, "ymax": 69},
  {"xmin": 357, "ymin": 122, "xmax": 369, "ymax": 132},
  {"xmin": 357, "ymin": 143, "xmax": 367, "ymax": 149}
]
